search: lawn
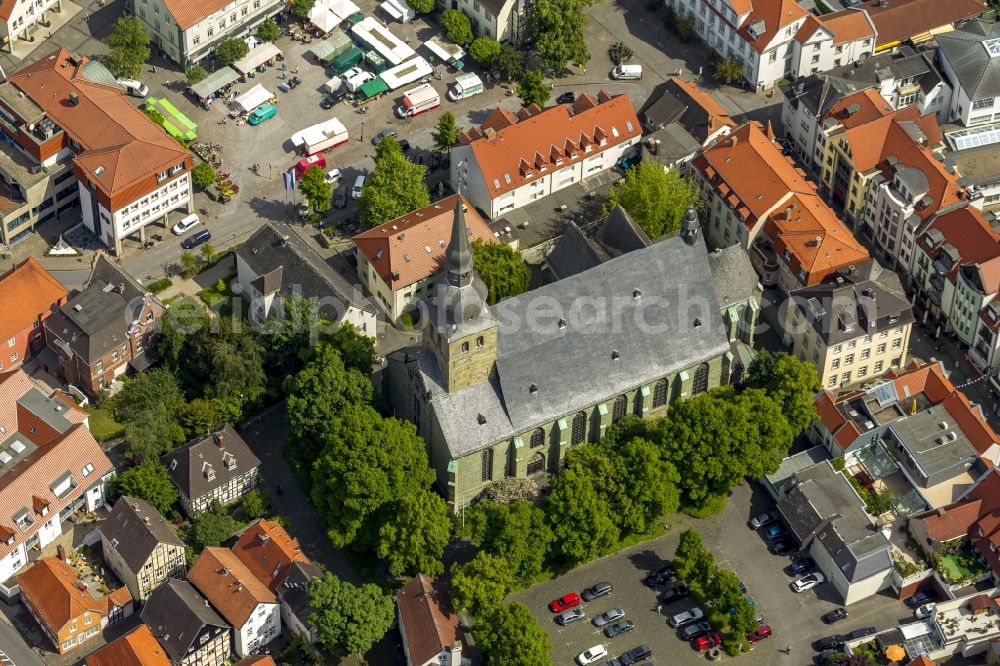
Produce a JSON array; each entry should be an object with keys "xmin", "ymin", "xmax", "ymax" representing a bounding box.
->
[
  {"xmin": 939, "ymin": 554, "xmax": 972, "ymax": 581},
  {"xmin": 84, "ymin": 405, "xmax": 125, "ymax": 442}
]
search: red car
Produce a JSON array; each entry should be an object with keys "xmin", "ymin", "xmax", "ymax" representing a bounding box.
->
[
  {"xmin": 693, "ymin": 632, "xmax": 722, "ymax": 651},
  {"xmin": 747, "ymin": 625, "xmax": 773, "ymax": 644},
  {"xmin": 549, "ymin": 593, "xmax": 580, "ymax": 613}
]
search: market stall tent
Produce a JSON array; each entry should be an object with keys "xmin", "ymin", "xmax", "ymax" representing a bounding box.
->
[
  {"xmin": 145, "ymin": 98, "xmax": 198, "ymax": 141},
  {"xmin": 357, "ymin": 77, "xmax": 389, "ymax": 99},
  {"xmin": 351, "ymin": 17, "xmax": 414, "ymax": 66},
  {"xmin": 423, "ymin": 38, "xmax": 464, "ymax": 64},
  {"xmin": 233, "ymin": 42, "xmax": 282, "ymax": 75},
  {"xmin": 234, "ymin": 84, "xmax": 274, "ymax": 112},
  {"xmin": 309, "ymin": 31, "xmax": 353, "ymax": 65},
  {"xmin": 189, "ymin": 67, "xmax": 241, "ymax": 100}
]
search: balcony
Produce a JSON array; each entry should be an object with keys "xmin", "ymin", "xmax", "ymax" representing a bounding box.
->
[{"xmin": 929, "ymin": 272, "xmax": 945, "ymax": 292}]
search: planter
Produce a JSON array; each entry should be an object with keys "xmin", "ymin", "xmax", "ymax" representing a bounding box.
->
[{"xmin": 707, "ymin": 647, "xmax": 722, "ymax": 661}]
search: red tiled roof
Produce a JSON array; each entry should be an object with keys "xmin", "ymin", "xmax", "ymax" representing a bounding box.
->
[
  {"xmin": 458, "ymin": 92, "xmax": 641, "ymax": 199},
  {"xmin": 231, "ymin": 519, "xmax": 309, "ymax": 592},
  {"xmin": 826, "ymin": 88, "xmax": 896, "ymax": 130},
  {"xmin": 17, "ymin": 557, "xmax": 104, "ymax": 634},
  {"xmin": 395, "ymin": 574, "xmax": 460, "ymax": 666},
  {"xmin": 235, "ymin": 657, "xmax": 277, "ymax": 666},
  {"xmin": 813, "ymin": 390, "xmax": 864, "ymax": 450},
  {"xmin": 187, "ymin": 547, "xmax": 276, "ymax": 628},
  {"xmin": 818, "ymin": 9, "xmax": 876, "ymax": 44},
  {"xmin": 0, "ymin": 257, "xmax": 68, "ymax": 343},
  {"xmin": 921, "ymin": 499, "xmax": 983, "ymax": 541},
  {"xmin": 665, "ymin": 78, "xmax": 735, "ymax": 137},
  {"xmin": 967, "ymin": 468, "xmax": 1000, "ymax": 517},
  {"xmin": 736, "ymin": 0, "xmax": 808, "ymax": 53},
  {"xmin": 906, "ymin": 656, "xmax": 936, "ymax": 666},
  {"xmin": 918, "ymin": 207, "xmax": 1000, "ymax": 284},
  {"xmin": 858, "ymin": 0, "xmax": 987, "ymax": 46},
  {"xmin": 86, "ymin": 625, "xmax": 170, "ymax": 666},
  {"xmin": 352, "ymin": 195, "xmax": 496, "ymax": 290},
  {"xmin": 161, "ymin": 0, "xmax": 232, "ymax": 30}
]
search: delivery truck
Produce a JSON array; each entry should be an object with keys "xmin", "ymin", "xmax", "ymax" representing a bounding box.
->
[
  {"xmin": 447, "ymin": 72, "xmax": 484, "ymax": 101},
  {"xmin": 395, "ymin": 83, "xmax": 440, "ymax": 118}
]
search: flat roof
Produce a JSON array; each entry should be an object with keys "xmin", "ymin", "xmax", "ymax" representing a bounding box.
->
[{"xmin": 887, "ymin": 403, "xmax": 978, "ymax": 479}]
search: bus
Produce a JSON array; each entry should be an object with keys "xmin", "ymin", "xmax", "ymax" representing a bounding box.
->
[{"xmin": 395, "ymin": 83, "xmax": 440, "ymax": 118}]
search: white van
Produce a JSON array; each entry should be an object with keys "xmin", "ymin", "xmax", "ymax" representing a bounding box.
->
[
  {"xmin": 351, "ymin": 174, "xmax": 366, "ymax": 199},
  {"xmin": 344, "ymin": 70, "xmax": 375, "ymax": 93},
  {"xmin": 610, "ymin": 63, "xmax": 642, "ymax": 80},
  {"xmin": 117, "ymin": 78, "xmax": 149, "ymax": 98},
  {"xmin": 171, "ymin": 213, "xmax": 200, "ymax": 235},
  {"xmin": 447, "ymin": 73, "xmax": 484, "ymax": 101}
]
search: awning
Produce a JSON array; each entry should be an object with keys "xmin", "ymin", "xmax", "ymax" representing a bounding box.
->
[
  {"xmin": 234, "ymin": 84, "xmax": 273, "ymax": 113},
  {"xmin": 357, "ymin": 77, "xmax": 389, "ymax": 99},
  {"xmin": 310, "ymin": 6, "xmax": 343, "ymax": 33},
  {"xmin": 380, "ymin": 1, "xmax": 404, "ymax": 20},
  {"xmin": 145, "ymin": 97, "xmax": 197, "ymax": 141},
  {"xmin": 189, "ymin": 66, "xmax": 240, "ymax": 99},
  {"xmin": 232, "ymin": 42, "xmax": 282, "ymax": 75}
]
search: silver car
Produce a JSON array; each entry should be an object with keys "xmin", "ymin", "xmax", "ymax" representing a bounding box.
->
[
  {"xmin": 593, "ymin": 608, "xmax": 625, "ymax": 627},
  {"xmin": 668, "ymin": 606, "xmax": 704, "ymax": 627},
  {"xmin": 556, "ymin": 608, "xmax": 586, "ymax": 625}
]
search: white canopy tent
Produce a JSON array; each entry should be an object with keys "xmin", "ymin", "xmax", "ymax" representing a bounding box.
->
[
  {"xmin": 309, "ymin": 0, "xmax": 360, "ymax": 33},
  {"xmin": 423, "ymin": 38, "xmax": 464, "ymax": 63},
  {"xmin": 233, "ymin": 42, "xmax": 282, "ymax": 75},
  {"xmin": 234, "ymin": 84, "xmax": 273, "ymax": 113}
]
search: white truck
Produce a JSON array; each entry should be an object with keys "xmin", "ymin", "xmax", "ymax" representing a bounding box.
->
[
  {"xmin": 447, "ymin": 72, "xmax": 484, "ymax": 101},
  {"xmin": 610, "ymin": 63, "xmax": 642, "ymax": 80},
  {"xmin": 291, "ymin": 118, "xmax": 350, "ymax": 156},
  {"xmin": 395, "ymin": 83, "xmax": 441, "ymax": 118}
]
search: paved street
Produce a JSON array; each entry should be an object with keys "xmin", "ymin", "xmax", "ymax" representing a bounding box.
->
[{"xmin": 0, "ymin": 622, "xmax": 45, "ymax": 666}]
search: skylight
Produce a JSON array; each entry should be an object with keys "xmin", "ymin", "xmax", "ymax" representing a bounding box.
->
[{"xmin": 985, "ymin": 38, "xmax": 1000, "ymax": 58}]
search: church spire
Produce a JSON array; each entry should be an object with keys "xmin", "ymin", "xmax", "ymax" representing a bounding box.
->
[{"xmin": 446, "ymin": 187, "xmax": 473, "ymax": 285}]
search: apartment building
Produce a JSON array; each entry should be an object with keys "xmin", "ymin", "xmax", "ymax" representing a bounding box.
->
[
  {"xmin": 450, "ymin": 92, "xmax": 641, "ymax": 219},
  {"xmin": 0, "ymin": 370, "xmax": 113, "ymax": 589},
  {"xmin": 86, "ymin": 625, "xmax": 171, "ymax": 666},
  {"xmin": 0, "ymin": 49, "xmax": 192, "ymax": 255},
  {"xmin": 785, "ymin": 269, "xmax": 913, "ymax": 389},
  {"xmin": 163, "ymin": 425, "xmax": 260, "ymax": 515},
  {"xmin": 789, "ymin": 9, "xmax": 876, "ymax": 80},
  {"xmin": 448, "ymin": 0, "xmax": 528, "ymax": 43},
  {"xmin": 142, "ymin": 578, "xmax": 233, "ymax": 666},
  {"xmin": 136, "ymin": 0, "xmax": 284, "ymax": 67},
  {"xmin": 0, "ymin": 0, "xmax": 66, "ymax": 56},
  {"xmin": 100, "ymin": 496, "xmax": 186, "ymax": 603},
  {"xmin": 0, "ymin": 257, "xmax": 67, "ymax": 369}
]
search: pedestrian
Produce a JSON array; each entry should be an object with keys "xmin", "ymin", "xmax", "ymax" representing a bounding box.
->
[
  {"xmin": 784, "ymin": 645, "xmax": 791, "ymax": 654},
  {"xmin": 656, "ymin": 604, "xmax": 662, "ymax": 615}
]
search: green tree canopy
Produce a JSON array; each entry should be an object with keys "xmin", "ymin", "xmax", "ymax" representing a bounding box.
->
[
  {"xmin": 469, "ymin": 36, "xmax": 501, "ymax": 66},
  {"xmin": 144, "ymin": 107, "xmax": 166, "ymax": 126},
  {"xmin": 529, "ymin": 0, "xmax": 592, "ymax": 71},
  {"xmin": 177, "ymin": 398, "xmax": 220, "ymax": 438},
  {"xmin": 375, "ymin": 490, "xmax": 451, "ymax": 576},
  {"xmin": 471, "ymin": 240, "xmax": 530, "ymax": 305},
  {"xmin": 108, "ymin": 461, "xmax": 178, "ymax": 518},
  {"xmin": 113, "ymin": 368, "xmax": 185, "ymax": 423},
  {"xmin": 475, "ymin": 602, "xmax": 552, "ymax": 666},
  {"xmin": 185, "ymin": 66, "xmax": 208, "ymax": 85},
  {"xmin": 216, "ymin": 37, "xmax": 249, "ymax": 64},
  {"xmin": 610, "ymin": 437, "xmax": 681, "ymax": 533},
  {"xmin": 517, "ymin": 70, "xmax": 550, "ymax": 108},
  {"xmin": 605, "ymin": 160, "xmax": 703, "ymax": 238},
  {"xmin": 123, "ymin": 402, "xmax": 187, "ymax": 461},
  {"xmin": 299, "ymin": 165, "xmax": 333, "ymax": 213},
  {"xmin": 463, "ymin": 500, "xmax": 553, "ymax": 586},
  {"xmin": 432, "ymin": 111, "xmax": 460, "ymax": 153},
  {"xmin": 358, "ymin": 136, "xmax": 430, "ymax": 227},
  {"xmin": 441, "ymin": 9, "xmax": 473, "ymax": 44},
  {"xmin": 190, "ymin": 502, "xmax": 240, "ymax": 551},
  {"xmin": 191, "ymin": 162, "xmax": 215, "ymax": 189},
  {"xmin": 291, "ymin": 0, "xmax": 316, "ymax": 18},
  {"xmin": 546, "ymin": 467, "xmax": 619, "ymax": 564},
  {"xmin": 241, "ymin": 489, "xmax": 269, "ymax": 520},
  {"xmin": 407, "ymin": 0, "xmax": 434, "ymax": 11},
  {"xmin": 450, "ymin": 552, "xmax": 514, "ymax": 618},
  {"xmin": 104, "ymin": 16, "xmax": 151, "ymax": 79},
  {"xmin": 673, "ymin": 528, "xmax": 715, "ymax": 591},
  {"xmin": 326, "ymin": 323, "xmax": 376, "ymax": 375},
  {"xmin": 714, "ymin": 56, "xmax": 745, "ymax": 85},
  {"xmin": 493, "ymin": 43, "xmax": 525, "ymax": 82},
  {"xmin": 308, "ymin": 573, "xmax": 394, "ymax": 657},
  {"xmin": 747, "ymin": 350, "xmax": 820, "ymax": 435},
  {"xmin": 256, "ymin": 18, "xmax": 281, "ymax": 42},
  {"xmin": 185, "ymin": 319, "xmax": 266, "ymax": 414}
]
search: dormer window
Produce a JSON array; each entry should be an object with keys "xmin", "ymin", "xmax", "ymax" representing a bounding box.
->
[
  {"xmin": 223, "ymin": 452, "xmax": 237, "ymax": 471},
  {"xmin": 203, "ymin": 462, "xmax": 215, "ymax": 481}
]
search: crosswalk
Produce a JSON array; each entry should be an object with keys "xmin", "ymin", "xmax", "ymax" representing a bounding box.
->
[{"xmin": 0, "ymin": 649, "xmax": 13, "ymax": 666}]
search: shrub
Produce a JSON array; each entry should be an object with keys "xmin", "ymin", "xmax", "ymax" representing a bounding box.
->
[
  {"xmin": 147, "ymin": 277, "xmax": 173, "ymax": 294},
  {"xmin": 192, "ymin": 162, "xmax": 216, "ymax": 189},
  {"xmin": 400, "ymin": 312, "xmax": 414, "ymax": 330}
]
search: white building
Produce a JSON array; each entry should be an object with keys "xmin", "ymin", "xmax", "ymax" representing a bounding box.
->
[
  {"xmin": 450, "ymin": 91, "xmax": 641, "ymax": 219},
  {"xmin": 136, "ymin": 0, "xmax": 285, "ymax": 67},
  {"xmin": 449, "ymin": 0, "xmax": 528, "ymax": 43},
  {"xmin": 789, "ymin": 9, "xmax": 875, "ymax": 79}
]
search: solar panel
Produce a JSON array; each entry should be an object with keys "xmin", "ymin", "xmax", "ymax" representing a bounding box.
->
[{"xmin": 872, "ymin": 381, "xmax": 898, "ymax": 407}]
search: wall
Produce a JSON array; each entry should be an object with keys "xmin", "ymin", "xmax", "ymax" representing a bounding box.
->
[{"xmin": 234, "ymin": 602, "xmax": 280, "ymax": 657}]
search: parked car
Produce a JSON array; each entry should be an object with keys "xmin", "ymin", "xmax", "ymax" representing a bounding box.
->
[
  {"xmin": 334, "ymin": 186, "xmax": 348, "ymax": 208},
  {"xmin": 746, "ymin": 625, "xmax": 772, "ymax": 644},
  {"xmin": 604, "ymin": 619, "xmax": 635, "ymax": 638},
  {"xmin": 906, "ymin": 588, "xmax": 940, "ymax": 608},
  {"xmin": 769, "ymin": 538, "xmax": 797, "ymax": 555},
  {"xmin": 643, "ymin": 565, "xmax": 677, "ymax": 587},
  {"xmin": 786, "ymin": 558, "xmax": 816, "ymax": 576},
  {"xmin": 618, "ymin": 644, "xmax": 652, "ymax": 665},
  {"xmin": 351, "ymin": 174, "xmax": 366, "ymax": 199},
  {"xmin": 340, "ymin": 66, "xmax": 364, "ymax": 81},
  {"xmin": 658, "ymin": 583, "xmax": 689, "ymax": 604},
  {"xmin": 582, "ymin": 582, "xmax": 613, "ymax": 602},
  {"xmin": 320, "ymin": 89, "xmax": 347, "ymax": 109},
  {"xmin": 577, "ymin": 644, "xmax": 608, "ymax": 665},
  {"xmin": 181, "ymin": 229, "xmax": 211, "ymax": 250},
  {"xmin": 428, "ymin": 151, "xmax": 443, "ymax": 170},
  {"xmin": 171, "ymin": 213, "xmax": 200, "ymax": 235},
  {"xmin": 914, "ymin": 604, "xmax": 936, "ymax": 620},
  {"xmin": 846, "ymin": 626, "xmax": 877, "ymax": 640},
  {"xmin": 812, "ymin": 635, "xmax": 845, "ymax": 651},
  {"xmin": 749, "ymin": 511, "xmax": 778, "ymax": 529},
  {"xmin": 693, "ymin": 633, "xmax": 722, "ymax": 651},
  {"xmin": 556, "ymin": 608, "xmax": 586, "ymax": 625},
  {"xmin": 763, "ymin": 524, "xmax": 790, "ymax": 541},
  {"xmin": 556, "ymin": 91, "xmax": 575, "ymax": 104},
  {"xmin": 823, "ymin": 608, "xmax": 849, "ymax": 624},
  {"xmin": 371, "ymin": 128, "xmax": 398, "ymax": 145},
  {"xmin": 669, "ymin": 607, "xmax": 704, "ymax": 627},
  {"xmin": 324, "ymin": 168, "xmax": 342, "ymax": 185},
  {"xmin": 792, "ymin": 572, "xmax": 825, "ymax": 592},
  {"xmin": 679, "ymin": 620, "xmax": 713, "ymax": 641},
  {"xmin": 814, "ymin": 650, "xmax": 843, "ymax": 665},
  {"xmin": 398, "ymin": 138, "xmax": 411, "ymax": 152},
  {"xmin": 593, "ymin": 608, "xmax": 625, "ymax": 627},
  {"xmin": 550, "ymin": 593, "xmax": 581, "ymax": 613}
]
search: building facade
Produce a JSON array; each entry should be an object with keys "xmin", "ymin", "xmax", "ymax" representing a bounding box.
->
[
  {"xmin": 163, "ymin": 425, "xmax": 261, "ymax": 515},
  {"xmin": 0, "ymin": 257, "xmax": 67, "ymax": 370},
  {"xmin": 142, "ymin": 578, "xmax": 233, "ymax": 666},
  {"xmin": 447, "ymin": 0, "xmax": 528, "ymax": 43},
  {"xmin": 789, "ymin": 9, "xmax": 876, "ymax": 80}
]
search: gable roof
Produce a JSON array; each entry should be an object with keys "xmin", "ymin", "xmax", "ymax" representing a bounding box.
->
[
  {"xmin": 275, "ymin": 560, "xmax": 323, "ymax": 627},
  {"xmin": 917, "ymin": 206, "xmax": 1000, "ymax": 284},
  {"xmin": 737, "ymin": 0, "xmax": 808, "ymax": 54},
  {"xmin": 162, "ymin": 425, "xmax": 260, "ymax": 505},
  {"xmin": 141, "ymin": 578, "xmax": 230, "ymax": 663},
  {"xmin": 396, "ymin": 574, "xmax": 461, "ymax": 666},
  {"xmin": 816, "ymin": 9, "xmax": 876, "ymax": 44},
  {"xmin": 86, "ymin": 625, "xmax": 171, "ymax": 666},
  {"xmin": 236, "ymin": 657, "xmax": 278, "ymax": 666},
  {"xmin": 857, "ymin": 0, "xmax": 987, "ymax": 48},
  {"xmin": 708, "ymin": 245, "xmax": 760, "ymax": 308},
  {"xmin": 457, "ymin": 92, "xmax": 641, "ymax": 199},
  {"xmin": 352, "ymin": 195, "xmax": 496, "ymax": 291},
  {"xmin": 918, "ymin": 499, "xmax": 984, "ymax": 541},
  {"xmin": 641, "ymin": 78, "xmax": 734, "ymax": 140},
  {"xmin": 545, "ymin": 222, "xmax": 607, "ymax": 280},
  {"xmin": 17, "ymin": 557, "xmax": 106, "ymax": 633},
  {"xmin": 88, "ymin": 254, "xmax": 149, "ymax": 309},
  {"xmin": 937, "ymin": 20, "xmax": 1000, "ymax": 100},
  {"xmin": 101, "ymin": 496, "xmax": 184, "ymax": 572},
  {"xmin": 161, "ymin": 0, "xmax": 232, "ymax": 30},
  {"xmin": 187, "ymin": 547, "xmax": 276, "ymax": 628},
  {"xmin": 232, "ymin": 519, "xmax": 309, "ymax": 592},
  {"xmin": 0, "ymin": 257, "xmax": 67, "ymax": 342}
]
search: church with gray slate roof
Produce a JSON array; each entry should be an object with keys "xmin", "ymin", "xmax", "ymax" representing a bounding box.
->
[{"xmin": 387, "ymin": 194, "xmax": 737, "ymax": 508}]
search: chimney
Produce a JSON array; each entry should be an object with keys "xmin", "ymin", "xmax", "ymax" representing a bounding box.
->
[
  {"xmin": 785, "ymin": 206, "xmax": 793, "ymax": 219},
  {"xmin": 68, "ymin": 92, "xmax": 79, "ymax": 106},
  {"xmin": 730, "ymin": 135, "xmax": 738, "ymax": 147},
  {"xmin": 215, "ymin": 433, "xmax": 224, "ymax": 449},
  {"xmin": 144, "ymin": 516, "xmax": 150, "ymax": 524},
  {"xmin": 236, "ymin": 580, "xmax": 243, "ymax": 591},
  {"xmin": 117, "ymin": 282, "xmax": 125, "ymax": 294}
]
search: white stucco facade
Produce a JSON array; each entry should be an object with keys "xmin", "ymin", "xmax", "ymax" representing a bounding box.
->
[{"xmin": 234, "ymin": 601, "xmax": 280, "ymax": 657}]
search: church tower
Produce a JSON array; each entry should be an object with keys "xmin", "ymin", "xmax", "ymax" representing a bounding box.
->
[{"xmin": 425, "ymin": 183, "xmax": 498, "ymax": 393}]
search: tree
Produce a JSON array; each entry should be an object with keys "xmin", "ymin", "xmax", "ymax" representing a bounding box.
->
[
  {"xmin": 190, "ymin": 320, "xmax": 266, "ymax": 413},
  {"xmin": 469, "ymin": 36, "xmax": 501, "ymax": 66},
  {"xmin": 441, "ymin": 9, "xmax": 473, "ymax": 44},
  {"xmin": 326, "ymin": 323, "xmax": 376, "ymax": 375},
  {"xmin": 747, "ymin": 350, "xmax": 820, "ymax": 435},
  {"xmin": 104, "ymin": 16, "xmax": 150, "ymax": 79},
  {"xmin": 606, "ymin": 160, "xmax": 702, "ymax": 238},
  {"xmin": 308, "ymin": 573, "xmax": 394, "ymax": 657},
  {"xmin": 407, "ymin": 0, "xmax": 434, "ymax": 11},
  {"xmin": 191, "ymin": 162, "xmax": 215, "ymax": 189},
  {"xmin": 475, "ymin": 602, "xmax": 551, "ymax": 666},
  {"xmin": 463, "ymin": 500, "xmax": 553, "ymax": 586},
  {"xmin": 123, "ymin": 403, "xmax": 187, "ymax": 461},
  {"xmin": 291, "ymin": 0, "xmax": 317, "ymax": 18},
  {"xmin": 180, "ymin": 251, "xmax": 198, "ymax": 276},
  {"xmin": 451, "ymin": 552, "xmax": 513, "ymax": 617},
  {"xmin": 432, "ymin": 112, "xmax": 460, "ymax": 153},
  {"xmin": 673, "ymin": 528, "xmax": 715, "ymax": 591},
  {"xmin": 216, "ymin": 37, "xmax": 249, "ymax": 64},
  {"xmin": 299, "ymin": 165, "xmax": 332, "ymax": 213},
  {"xmin": 471, "ymin": 240, "xmax": 530, "ymax": 304},
  {"xmin": 714, "ymin": 56, "xmax": 744, "ymax": 85},
  {"xmin": 376, "ymin": 490, "xmax": 451, "ymax": 576},
  {"xmin": 493, "ymin": 43, "xmax": 525, "ymax": 82},
  {"xmin": 529, "ymin": 0, "xmax": 592, "ymax": 71},
  {"xmin": 310, "ymin": 405, "xmax": 435, "ymax": 550},
  {"xmin": 610, "ymin": 437, "xmax": 680, "ymax": 534},
  {"xmin": 241, "ymin": 489, "xmax": 269, "ymax": 520},
  {"xmin": 200, "ymin": 242, "xmax": 215, "ymax": 264},
  {"xmin": 358, "ymin": 136, "xmax": 430, "ymax": 227},
  {"xmin": 262, "ymin": 294, "xmax": 322, "ymax": 377},
  {"xmin": 108, "ymin": 461, "xmax": 178, "ymax": 518},
  {"xmin": 144, "ymin": 107, "xmax": 166, "ymax": 127},
  {"xmin": 185, "ymin": 66, "xmax": 208, "ymax": 85},
  {"xmin": 177, "ymin": 398, "xmax": 219, "ymax": 438},
  {"xmin": 190, "ymin": 502, "xmax": 239, "ymax": 550},
  {"xmin": 256, "ymin": 18, "xmax": 280, "ymax": 42},
  {"xmin": 546, "ymin": 467, "xmax": 619, "ymax": 564},
  {"xmin": 517, "ymin": 70, "xmax": 550, "ymax": 108},
  {"xmin": 113, "ymin": 369, "xmax": 185, "ymax": 422}
]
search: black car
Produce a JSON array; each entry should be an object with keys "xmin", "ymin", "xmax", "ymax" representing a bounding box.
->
[
  {"xmin": 581, "ymin": 582, "xmax": 613, "ymax": 602},
  {"xmin": 181, "ymin": 229, "xmax": 211, "ymax": 249},
  {"xmin": 320, "ymin": 89, "xmax": 346, "ymax": 109},
  {"xmin": 658, "ymin": 583, "xmax": 690, "ymax": 604},
  {"xmin": 823, "ymin": 608, "xmax": 848, "ymax": 624},
  {"xmin": 679, "ymin": 620, "xmax": 713, "ymax": 641},
  {"xmin": 643, "ymin": 565, "xmax": 677, "ymax": 587},
  {"xmin": 556, "ymin": 91, "xmax": 575, "ymax": 104},
  {"xmin": 769, "ymin": 538, "xmax": 797, "ymax": 555},
  {"xmin": 398, "ymin": 138, "xmax": 412, "ymax": 152},
  {"xmin": 905, "ymin": 588, "xmax": 940, "ymax": 608},
  {"xmin": 814, "ymin": 650, "xmax": 843, "ymax": 665},
  {"xmin": 334, "ymin": 186, "xmax": 348, "ymax": 209},
  {"xmin": 786, "ymin": 558, "xmax": 816, "ymax": 576},
  {"xmin": 428, "ymin": 151, "xmax": 443, "ymax": 170},
  {"xmin": 813, "ymin": 635, "xmax": 845, "ymax": 652},
  {"xmin": 619, "ymin": 644, "xmax": 652, "ymax": 665},
  {"xmin": 847, "ymin": 626, "xmax": 877, "ymax": 640}
]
